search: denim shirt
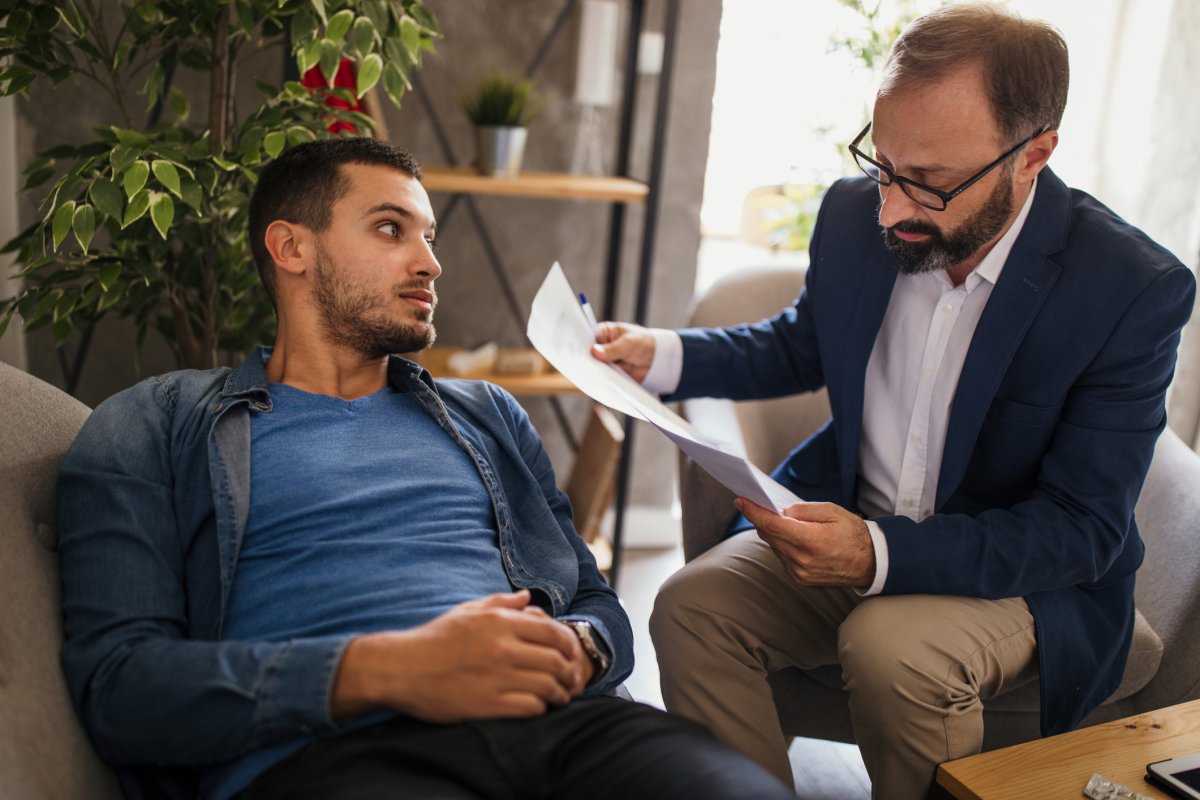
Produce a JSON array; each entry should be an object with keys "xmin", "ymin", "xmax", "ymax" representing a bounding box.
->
[{"xmin": 57, "ymin": 347, "xmax": 633, "ymax": 798}]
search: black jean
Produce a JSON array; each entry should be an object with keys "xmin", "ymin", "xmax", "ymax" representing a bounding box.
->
[{"xmin": 241, "ymin": 697, "xmax": 793, "ymax": 800}]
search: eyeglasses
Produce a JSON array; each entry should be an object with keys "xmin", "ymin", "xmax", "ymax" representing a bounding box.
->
[{"xmin": 849, "ymin": 122, "xmax": 1046, "ymax": 211}]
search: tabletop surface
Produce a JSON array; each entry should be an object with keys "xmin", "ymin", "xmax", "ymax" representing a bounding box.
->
[{"xmin": 937, "ymin": 699, "xmax": 1200, "ymax": 799}]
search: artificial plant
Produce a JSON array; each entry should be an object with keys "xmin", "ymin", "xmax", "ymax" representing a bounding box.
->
[{"xmin": 0, "ymin": 0, "xmax": 439, "ymax": 371}]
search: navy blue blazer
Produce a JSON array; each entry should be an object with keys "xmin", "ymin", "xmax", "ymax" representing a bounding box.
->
[{"xmin": 672, "ymin": 169, "xmax": 1195, "ymax": 736}]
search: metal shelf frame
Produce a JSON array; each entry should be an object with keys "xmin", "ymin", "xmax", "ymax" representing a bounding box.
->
[{"xmin": 415, "ymin": 0, "xmax": 681, "ymax": 588}]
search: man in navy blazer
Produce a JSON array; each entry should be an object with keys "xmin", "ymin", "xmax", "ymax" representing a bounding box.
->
[{"xmin": 594, "ymin": 5, "xmax": 1195, "ymax": 798}]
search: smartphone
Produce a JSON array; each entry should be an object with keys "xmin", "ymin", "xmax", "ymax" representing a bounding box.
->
[{"xmin": 1147, "ymin": 755, "xmax": 1200, "ymax": 800}]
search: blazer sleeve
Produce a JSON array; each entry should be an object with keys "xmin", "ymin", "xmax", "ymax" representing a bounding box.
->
[{"xmin": 879, "ymin": 264, "xmax": 1196, "ymax": 598}]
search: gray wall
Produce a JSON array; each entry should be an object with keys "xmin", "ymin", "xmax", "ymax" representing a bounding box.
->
[{"xmin": 8, "ymin": 0, "xmax": 722, "ymax": 506}]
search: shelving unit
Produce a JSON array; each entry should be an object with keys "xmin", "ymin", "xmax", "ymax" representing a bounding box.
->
[
  {"xmin": 415, "ymin": 0, "xmax": 681, "ymax": 588},
  {"xmin": 421, "ymin": 167, "xmax": 648, "ymax": 204}
]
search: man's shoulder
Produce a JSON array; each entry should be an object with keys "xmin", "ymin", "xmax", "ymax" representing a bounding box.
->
[
  {"xmin": 95, "ymin": 365, "xmax": 231, "ymax": 415},
  {"xmin": 432, "ymin": 377, "xmax": 522, "ymax": 420},
  {"xmin": 1062, "ymin": 188, "xmax": 1185, "ymax": 274}
]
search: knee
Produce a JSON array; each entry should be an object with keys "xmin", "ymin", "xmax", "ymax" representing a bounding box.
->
[
  {"xmin": 837, "ymin": 599, "xmax": 951, "ymax": 701},
  {"xmin": 649, "ymin": 561, "xmax": 708, "ymax": 647},
  {"xmin": 649, "ymin": 557, "xmax": 738, "ymax": 651}
]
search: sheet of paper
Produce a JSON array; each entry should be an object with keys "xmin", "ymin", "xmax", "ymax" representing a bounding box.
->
[{"xmin": 527, "ymin": 262, "xmax": 802, "ymax": 510}]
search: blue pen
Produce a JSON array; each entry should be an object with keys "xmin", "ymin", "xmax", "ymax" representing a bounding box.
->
[{"xmin": 578, "ymin": 292, "xmax": 600, "ymax": 334}]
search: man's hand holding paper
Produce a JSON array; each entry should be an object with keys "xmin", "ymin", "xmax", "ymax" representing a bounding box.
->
[
  {"xmin": 735, "ymin": 498, "xmax": 876, "ymax": 589},
  {"xmin": 526, "ymin": 262, "xmax": 802, "ymax": 514}
]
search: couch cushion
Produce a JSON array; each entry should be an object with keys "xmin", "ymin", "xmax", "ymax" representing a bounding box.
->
[{"xmin": 0, "ymin": 361, "xmax": 120, "ymax": 799}]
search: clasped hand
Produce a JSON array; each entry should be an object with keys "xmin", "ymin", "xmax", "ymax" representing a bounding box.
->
[
  {"xmin": 735, "ymin": 497, "xmax": 876, "ymax": 589},
  {"xmin": 332, "ymin": 590, "xmax": 593, "ymax": 723}
]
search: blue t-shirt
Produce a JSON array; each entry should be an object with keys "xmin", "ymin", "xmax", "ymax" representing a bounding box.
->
[{"xmin": 204, "ymin": 383, "xmax": 513, "ymax": 799}]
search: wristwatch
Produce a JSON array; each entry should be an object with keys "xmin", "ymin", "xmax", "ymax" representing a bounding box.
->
[{"xmin": 564, "ymin": 620, "xmax": 611, "ymax": 684}]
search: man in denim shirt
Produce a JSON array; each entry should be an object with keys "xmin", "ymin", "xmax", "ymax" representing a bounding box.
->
[{"xmin": 56, "ymin": 138, "xmax": 791, "ymax": 800}]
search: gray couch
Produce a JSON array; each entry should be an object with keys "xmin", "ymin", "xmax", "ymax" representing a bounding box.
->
[
  {"xmin": 678, "ymin": 265, "xmax": 1200, "ymax": 752},
  {"xmin": 0, "ymin": 360, "xmax": 120, "ymax": 798}
]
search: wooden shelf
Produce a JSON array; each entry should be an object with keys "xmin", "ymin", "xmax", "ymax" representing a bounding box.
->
[
  {"xmin": 412, "ymin": 346, "xmax": 580, "ymax": 397},
  {"xmin": 420, "ymin": 166, "xmax": 649, "ymax": 204}
]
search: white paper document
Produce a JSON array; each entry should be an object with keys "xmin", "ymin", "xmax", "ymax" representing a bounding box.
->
[{"xmin": 526, "ymin": 262, "xmax": 802, "ymax": 510}]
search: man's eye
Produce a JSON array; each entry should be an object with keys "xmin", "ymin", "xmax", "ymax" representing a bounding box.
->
[
  {"xmin": 378, "ymin": 222, "xmax": 400, "ymax": 237},
  {"xmin": 425, "ymin": 237, "xmax": 437, "ymax": 252}
]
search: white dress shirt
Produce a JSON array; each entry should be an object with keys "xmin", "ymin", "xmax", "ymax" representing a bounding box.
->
[{"xmin": 643, "ymin": 180, "xmax": 1038, "ymax": 595}]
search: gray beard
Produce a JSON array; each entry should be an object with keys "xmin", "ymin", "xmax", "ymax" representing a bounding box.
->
[{"xmin": 882, "ymin": 174, "xmax": 1014, "ymax": 275}]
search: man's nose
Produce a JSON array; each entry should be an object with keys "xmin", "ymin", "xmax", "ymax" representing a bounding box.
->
[
  {"xmin": 877, "ymin": 181, "xmax": 923, "ymax": 229},
  {"xmin": 413, "ymin": 243, "xmax": 442, "ymax": 281}
]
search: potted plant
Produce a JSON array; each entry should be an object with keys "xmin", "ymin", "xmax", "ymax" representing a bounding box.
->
[
  {"xmin": 0, "ymin": 0, "xmax": 439, "ymax": 372},
  {"xmin": 461, "ymin": 71, "xmax": 540, "ymax": 177}
]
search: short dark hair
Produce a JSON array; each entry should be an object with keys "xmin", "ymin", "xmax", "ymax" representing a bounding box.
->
[
  {"xmin": 248, "ymin": 137, "xmax": 423, "ymax": 306},
  {"xmin": 878, "ymin": 3, "xmax": 1069, "ymax": 144}
]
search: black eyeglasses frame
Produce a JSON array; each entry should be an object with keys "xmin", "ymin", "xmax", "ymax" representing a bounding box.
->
[{"xmin": 848, "ymin": 122, "xmax": 1047, "ymax": 211}]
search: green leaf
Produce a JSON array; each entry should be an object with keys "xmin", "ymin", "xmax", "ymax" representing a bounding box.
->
[
  {"xmin": 123, "ymin": 160, "xmax": 150, "ymax": 198},
  {"xmin": 1, "ymin": 66, "xmax": 37, "ymax": 97},
  {"xmin": 31, "ymin": 290, "xmax": 63, "ymax": 325},
  {"xmin": 53, "ymin": 292, "xmax": 78, "ymax": 324},
  {"xmin": 22, "ymin": 166, "xmax": 55, "ymax": 191},
  {"xmin": 263, "ymin": 130, "xmax": 286, "ymax": 159},
  {"xmin": 99, "ymin": 262, "xmax": 121, "ymax": 292},
  {"xmin": 326, "ymin": 9, "xmax": 354, "ymax": 41},
  {"xmin": 52, "ymin": 201, "xmax": 77, "ymax": 250},
  {"xmin": 110, "ymin": 144, "xmax": 140, "ymax": 173},
  {"xmin": 89, "ymin": 177, "xmax": 124, "ymax": 221},
  {"xmin": 122, "ymin": 189, "xmax": 150, "ymax": 227},
  {"xmin": 290, "ymin": 7, "xmax": 318, "ymax": 47},
  {"xmin": 180, "ymin": 175, "xmax": 203, "ymax": 212},
  {"xmin": 356, "ymin": 53, "xmax": 382, "ymax": 98},
  {"xmin": 382, "ymin": 62, "xmax": 408, "ymax": 107},
  {"xmin": 351, "ymin": 16, "xmax": 376, "ymax": 59},
  {"xmin": 309, "ymin": 0, "xmax": 327, "ymax": 26},
  {"xmin": 112, "ymin": 41, "xmax": 134, "ymax": 70},
  {"xmin": 0, "ymin": 309, "xmax": 13, "ymax": 340},
  {"xmin": 56, "ymin": 2, "xmax": 87, "ymax": 37},
  {"xmin": 362, "ymin": 0, "xmax": 389, "ymax": 34},
  {"xmin": 287, "ymin": 125, "xmax": 317, "ymax": 146},
  {"xmin": 319, "ymin": 38, "xmax": 341, "ymax": 86},
  {"xmin": 53, "ymin": 317, "xmax": 73, "ymax": 347},
  {"xmin": 400, "ymin": 15, "xmax": 421, "ymax": 53},
  {"xmin": 151, "ymin": 160, "xmax": 182, "ymax": 198},
  {"xmin": 98, "ymin": 282, "xmax": 124, "ymax": 312},
  {"xmin": 150, "ymin": 192, "xmax": 174, "ymax": 239},
  {"xmin": 168, "ymin": 86, "xmax": 189, "ymax": 120},
  {"xmin": 72, "ymin": 203, "xmax": 96, "ymax": 251},
  {"xmin": 407, "ymin": 3, "xmax": 439, "ymax": 34},
  {"xmin": 111, "ymin": 127, "xmax": 150, "ymax": 147},
  {"xmin": 298, "ymin": 38, "xmax": 322, "ymax": 74}
]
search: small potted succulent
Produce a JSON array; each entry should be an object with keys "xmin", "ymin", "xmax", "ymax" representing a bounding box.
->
[{"xmin": 461, "ymin": 71, "xmax": 541, "ymax": 177}]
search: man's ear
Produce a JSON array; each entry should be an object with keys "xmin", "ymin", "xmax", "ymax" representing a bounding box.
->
[
  {"xmin": 1018, "ymin": 130, "xmax": 1058, "ymax": 182},
  {"xmin": 264, "ymin": 220, "xmax": 311, "ymax": 278}
]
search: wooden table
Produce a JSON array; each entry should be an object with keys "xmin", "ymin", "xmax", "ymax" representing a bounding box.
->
[{"xmin": 937, "ymin": 700, "xmax": 1200, "ymax": 798}]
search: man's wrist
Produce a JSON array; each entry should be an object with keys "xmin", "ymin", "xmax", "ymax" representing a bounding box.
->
[{"xmin": 563, "ymin": 620, "xmax": 611, "ymax": 686}]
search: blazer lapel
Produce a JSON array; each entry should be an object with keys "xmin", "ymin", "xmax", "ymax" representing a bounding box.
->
[{"xmin": 936, "ymin": 172, "xmax": 1071, "ymax": 507}]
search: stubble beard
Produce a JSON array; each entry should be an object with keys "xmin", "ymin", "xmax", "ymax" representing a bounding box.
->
[
  {"xmin": 881, "ymin": 166, "xmax": 1015, "ymax": 276},
  {"xmin": 311, "ymin": 241, "xmax": 437, "ymax": 359}
]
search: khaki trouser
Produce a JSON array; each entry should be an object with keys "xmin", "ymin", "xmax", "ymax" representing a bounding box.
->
[{"xmin": 649, "ymin": 531, "xmax": 1038, "ymax": 800}]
